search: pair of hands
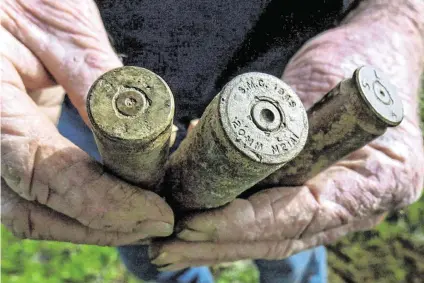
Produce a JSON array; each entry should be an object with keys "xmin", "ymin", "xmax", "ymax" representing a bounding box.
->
[{"xmin": 2, "ymin": 0, "xmax": 423, "ymax": 270}]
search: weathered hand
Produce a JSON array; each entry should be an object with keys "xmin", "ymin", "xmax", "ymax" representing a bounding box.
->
[
  {"xmin": 149, "ymin": 1, "xmax": 424, "ymax": 270},
  {"xmin": 1, "ymin": 0, "xmax": 173, "ymax": 246}
]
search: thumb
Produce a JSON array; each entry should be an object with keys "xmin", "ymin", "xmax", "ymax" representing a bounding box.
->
[
  {"xmin": 187, "ymin": 119, "xmax": 200, "ymax": 134},
  {"xmin": 2, "ymin": 0, "xmax": 122, "ymax": 124}
]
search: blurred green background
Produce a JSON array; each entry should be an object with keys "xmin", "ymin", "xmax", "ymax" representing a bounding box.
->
[{"xmin": 2, "ymin": 84, "xmax": 424, "ymax": 283}]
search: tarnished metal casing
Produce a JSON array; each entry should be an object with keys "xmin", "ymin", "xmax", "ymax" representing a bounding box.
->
[
  {"xmin": 164, "ymin": 72, "xmax": 308, "ymax": 210},
  {"xmin": 257, "ymin": 66, "xmax": 403, "ymax": 188},
  {"xmin": 87, "ymin": 66, "xmax": 174, "ymax": 191}
]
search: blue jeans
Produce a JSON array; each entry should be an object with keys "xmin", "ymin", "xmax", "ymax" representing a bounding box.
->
[{"xmin": 58, "ymin": 97, "xmax": 327, "ymax": 283}]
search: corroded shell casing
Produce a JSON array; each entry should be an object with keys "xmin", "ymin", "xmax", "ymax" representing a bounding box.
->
[
  {"xmin": 257, "ymin": 66, "xmax": 403, "ymax": 188},
  {"xmin": 87, "ymin": 66, "xmax": 174, "ymax": 191},
  {"xmin": 164, "ymin": 72, "xmax": 308, "ymax": 210}
]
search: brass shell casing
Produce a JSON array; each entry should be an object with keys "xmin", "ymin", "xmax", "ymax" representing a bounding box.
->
[
  {"xmin": 163, "ymin": 72, "xmax": 309, "ymax": 210},
  {"xmin": 257, "ymin": 66, "xmax": 403, "ymax": 188},
  {"xmin": 87, "ymin": 66, "xmax": 174, "ymax": 191}
]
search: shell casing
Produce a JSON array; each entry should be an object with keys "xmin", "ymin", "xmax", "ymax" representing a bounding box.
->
[
  {"xmin": 87, "ymin": 66, "xmax": 174, "ymax": 191},
  {"xmin": 257, "ymin": 66, "xmax": 404, "ymax": 188},
  {"xmin": 164, "ymin": 72, "xmax": 309, "ymax": 210}
]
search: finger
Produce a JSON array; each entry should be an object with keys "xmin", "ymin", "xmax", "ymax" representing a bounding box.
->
[
  {"xmin": 1, "ymin": 179, "xmax": 148, "ymax": 246},
  {"xmin": 157, "ymin": 260, "xmax": 220, "ymax": 272},
  {"xmin": 289, "ymin": 213, "xmax": 384, "ymax": 256},
  {"xmin": 176, "ymin": 186, "xmax": 319, "ymax": 242},
  {"xmin": 301, "ymin": 140, "xmax": 422, "ymax": 237},
  {"xmin": 1, "ymin": 81, "xmax": 173, "ymax": 236},
  {"xmin": 1, "ymin": 30, "xmax": 64, "ymax": 123},
  {"xmin": 170, "ymin": 125, "xmax": 179, "ymax": 148},
  {"xmin": 2, "ymin": 0, "xmax": 122, "ymax": 123},
  {"xmin": 187, "ymin": 119, "xmax": 200, "ymax": 134},
  {"xmin": 28, "ymin": 86, "xmax": 65, "ymax": 124},
  {"xmin": 149, "ymin": 240, "xmax": 291, "ymax": 266},
  {"xmin": 151, "ymin": 214, "xmax": 383, "ymax": 267},
  {"xmin": 0, "ymin": 26, "xmax": 55, "ymax": 91}
]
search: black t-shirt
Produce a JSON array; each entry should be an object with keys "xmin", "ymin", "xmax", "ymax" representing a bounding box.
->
[{"xmin": 95, "ymin": 0, "xmax": 354, "ymax": 147}]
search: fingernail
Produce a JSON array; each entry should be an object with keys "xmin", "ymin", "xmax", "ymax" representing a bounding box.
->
[
  {"xmin": 156, "ymin": 263, "xmax": 173, "ymax": 271},
  {"xmin": 157, "ymin": 264, "xmax": 176, "ymax": 271},
  {"xmin": 150, "ymin": 252, "xmax": 169, "ymax": 265},
  {"xmin": 177, "ymin": 229, "xmax": 211, "ymax": 241},
  {"xmin": 150, "ymin": 250, "xmax": 184, "ymax": 266},
  {"xmin": 142, "ymin": 221, "xmax": 173, "ymax": 237}
]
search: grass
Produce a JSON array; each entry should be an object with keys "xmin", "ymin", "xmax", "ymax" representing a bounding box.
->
[
  {"xmin": 1, "ymin": 83, "xmax": 423, "ymax": 283},
  {"xmin": 1, "ymin": 226, "xmax": 261, "ymax": 283},
  {"xmin": 1, "ymin": 230, "xmax": 139, "ymax": 283}
]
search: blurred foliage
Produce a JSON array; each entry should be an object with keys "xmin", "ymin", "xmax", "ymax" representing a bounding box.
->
[
  {"xmin": 1, "ymin": 227, "xmax": 140, "ymax": 283},
  {"xmin": 1, "ymin": 84, "xmax": 424, "ymax": 282},
  {"xmin": 212, "ymin": 261, "xmax": 259, "ymax": 283},
  {"xmin": 1, "ymin": 226, "xmax": 261, "ymax": 283},
  {"xmin": 327, "ymin": 196, "xmax": 424, "ymax": 283}
]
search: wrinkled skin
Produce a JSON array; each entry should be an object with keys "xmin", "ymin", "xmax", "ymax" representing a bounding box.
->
[
  {"xmin": 150, "ymin": 0, "xmax": 424, "ymax": 271},
  {"xmin": 1, "ymin": 0, "xmax": 174, "ymax": 246}
]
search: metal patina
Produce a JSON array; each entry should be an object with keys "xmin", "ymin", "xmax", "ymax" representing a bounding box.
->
[
  {"xmin": 163, "ymin": 72, "xmax": 308, "ymax": 210},
  {"xmin": 87, "ymin": 66, "xmax": 174, "ymax": 191},
  {"xmin": 255, "ymin": 66, "xmax": 404, "ymax": 189}
]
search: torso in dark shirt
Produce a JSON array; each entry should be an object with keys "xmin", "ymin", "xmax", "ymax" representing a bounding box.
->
[{"xmin": 95, "ymin": 0, "xmax": 351, "ymax": 147}]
